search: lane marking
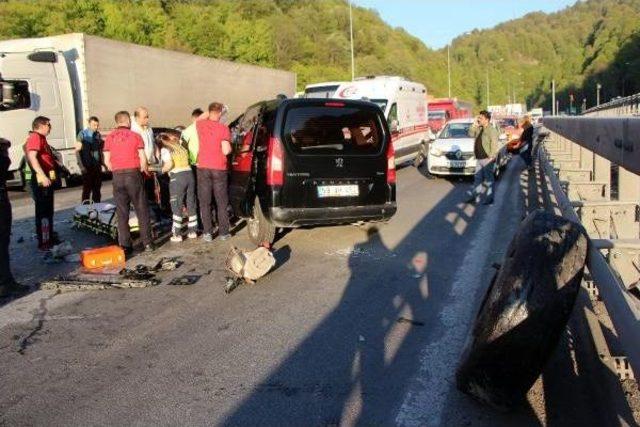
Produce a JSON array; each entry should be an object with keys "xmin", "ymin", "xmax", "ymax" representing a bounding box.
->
[{"xmin": 395, "ymin": 161, "xmax": 521, "ymax": 426}]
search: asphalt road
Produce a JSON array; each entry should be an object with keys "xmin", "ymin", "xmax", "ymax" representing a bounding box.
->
[{"xmin": 0, "ymin": 163, "xmax": 553, "ymax": 426}]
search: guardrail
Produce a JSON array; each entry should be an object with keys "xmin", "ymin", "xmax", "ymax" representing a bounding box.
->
[
  {"xmin": 538, "ymin": 118, "xmax": 640, "ymax": 380},
  {"xmin": 583, "ymin": 92, "xmax": 640, "ymax": 117}
]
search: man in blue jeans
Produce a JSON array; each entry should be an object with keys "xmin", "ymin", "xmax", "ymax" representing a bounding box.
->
[{"xmin": 465, "ymin": 110, "xmax": 500, "ymax": 205}]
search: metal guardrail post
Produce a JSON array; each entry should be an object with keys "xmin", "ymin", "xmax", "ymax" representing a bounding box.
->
[
  {"xmin": 618, "ymin": 167, "xmax": 640, "ymax": 201},
  {"xmin": 540, "ymin": 148, "xmax": 640, "ymax": 379}
]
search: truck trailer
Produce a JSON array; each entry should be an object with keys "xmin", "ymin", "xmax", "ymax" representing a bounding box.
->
[{"xmin": 0, "ymin": 33, "xmax": 296, "ymax": 187}]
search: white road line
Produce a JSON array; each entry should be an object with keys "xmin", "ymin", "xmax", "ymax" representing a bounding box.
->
[{"xmin": 395, "ymin": 162, "xmax": 520, "ymax": 426}]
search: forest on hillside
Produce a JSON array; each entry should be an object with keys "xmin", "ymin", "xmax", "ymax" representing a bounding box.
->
[{"xmin": 0, "ymin": 0, "xmax": 638, "ymax": 112}]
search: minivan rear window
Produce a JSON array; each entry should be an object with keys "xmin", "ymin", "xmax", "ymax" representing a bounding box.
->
[{"xmin": 283, "ymin": 105, "xmax": 383, "ymax": 155}]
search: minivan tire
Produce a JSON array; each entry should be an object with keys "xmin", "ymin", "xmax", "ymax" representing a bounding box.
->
[{"xmin": 247, "ymin": 198, "xmax": 276, "ymax": 246}]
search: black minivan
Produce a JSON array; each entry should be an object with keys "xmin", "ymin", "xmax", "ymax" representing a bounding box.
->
[{"xmin": 229, "ymin": 98, "xmax": 397, "ymax": 244}]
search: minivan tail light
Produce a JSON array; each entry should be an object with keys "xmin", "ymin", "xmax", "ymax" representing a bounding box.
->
[
  {"xmin": 387, "ymin": 142, "xmax": 396, "ymax": 184},
  {"xmin": 267, "ymin": 137, "xmax": 284, "ymax": 186},
  {"xmin": 325, "ymin": 102, "xmax": 345, "ymax": 107}
]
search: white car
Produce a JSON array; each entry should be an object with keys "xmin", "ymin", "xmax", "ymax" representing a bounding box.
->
[{"xmin": 427, "ymin": 119, "xmax": 477, "ymax": 176}]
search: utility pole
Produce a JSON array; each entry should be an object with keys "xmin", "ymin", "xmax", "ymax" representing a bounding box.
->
[
  {"xmin": 596, "ymin": 83, "xmax": 602, "ymax": 106},
  {"xmin": 447, "ymin": 45, "xmax": 451, "ymax": 98},
  {"xmin": 552, "ymin": 79, "xmax": 556, "ymax": 115},
  {"xmin": 349, "ymin": 0, "xmax": 355, "ymax": 81}
]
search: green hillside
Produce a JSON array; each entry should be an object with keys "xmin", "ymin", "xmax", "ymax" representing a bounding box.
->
[{"xmin": 0, "ymin": 0, "xmax": 638, "ymax": 111}]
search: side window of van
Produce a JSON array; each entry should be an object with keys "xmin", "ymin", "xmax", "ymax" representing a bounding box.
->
[
  {"xmin": 0, "ymin": 80, "xmax": 31, "ymax": 111},
  {"xmin": 233, "ymin": 106, "xmax": 260, "ymax": 155},
  {"xmin": 255, "ymin": 108, "xmax": 276, "ymax": 149},
  {"xmin": 388, "ymin": 103, "xmax": 398, "ymax": 130}
]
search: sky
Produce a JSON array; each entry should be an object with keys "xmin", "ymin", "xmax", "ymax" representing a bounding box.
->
[{"xmin": 352, "ymin": 0, "xmax": 580, "ymax": 49}]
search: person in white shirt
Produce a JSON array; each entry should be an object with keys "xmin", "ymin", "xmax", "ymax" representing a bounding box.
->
[
  {"xmin": 131, "ymin": 107, "xmax": 157, "ymax": 165},
  {"xmin": 131, "ymin": 106, "xmax": 167, "ymax": 221}
]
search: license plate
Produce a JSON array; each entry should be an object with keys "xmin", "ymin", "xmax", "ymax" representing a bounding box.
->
[
  {"xmin": 448, "ymin": 160, "xmax": 466, "ymax": 168},
  {"xmin": 317, "ymin": 185, "xmax": 359, "ymax": 198}
]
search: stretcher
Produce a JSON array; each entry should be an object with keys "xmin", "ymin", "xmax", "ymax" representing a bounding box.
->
[{"xmin": 72, "ymin": 201, "xmax": 148, "ymax": 240}]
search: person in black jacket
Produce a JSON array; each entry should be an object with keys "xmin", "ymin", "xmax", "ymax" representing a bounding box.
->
[
  {"xmin": 517, "ymin": 116, "xmax": 534, "ymax": 169},
  {"xmin": 0, "ymin": 138, "xmax": 21, "ymax": 297}
]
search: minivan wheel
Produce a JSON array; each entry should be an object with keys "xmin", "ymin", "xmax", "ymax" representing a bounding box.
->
[{"xmin": 247, "ymin": 198, "xmax": 276, "ymax": 246}]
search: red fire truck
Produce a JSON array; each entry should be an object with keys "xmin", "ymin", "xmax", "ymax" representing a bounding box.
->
[{"xmin": 427, "ymin": 98, "xmax": 473, "ymax": 132}]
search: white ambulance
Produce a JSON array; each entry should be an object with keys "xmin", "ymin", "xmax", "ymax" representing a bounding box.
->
[{"xmin": 304, "ymin": 76, "xmax": 430, "ymax": 164}]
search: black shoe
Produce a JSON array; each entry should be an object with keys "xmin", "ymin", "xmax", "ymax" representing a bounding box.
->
[
  {"xmin": 123, "ymin": 246, "xmax": 134, "ymax": 257},
  {"xmin": 464, "ymin": 193, "xmax": 476, "ymax": 204},
  {"xmin": 144, "ymin": 244, "xmax": 156, "ymax": 253},
  {"xmin": 483, "ymin": 197, "xmax": 494, "ymax": 205}
]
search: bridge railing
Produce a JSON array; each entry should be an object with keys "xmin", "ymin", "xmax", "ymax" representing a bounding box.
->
[
  {"xmin": 541, "ymin": 97, "xmax": 640, "ymax": 381},
  {"xmin": 583, "ymin": 93, "xmax": 640, "ymax": 117}
]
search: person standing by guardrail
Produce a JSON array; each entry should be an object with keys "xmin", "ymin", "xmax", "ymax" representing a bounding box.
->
[
  {"xmin": 0, "ymin": 137, "xmax": 22, "ymax": 298},
  {"xmin": 517, "ymin": 116, "xmax": 534, "ymax": 170},
  {"xmin": 103, "ymin": 111, "xmax": 154, "ymax": 256},
  {"xmin": 75, "ymin": 116, "xmax": 104, "ymax": 203},
  {"xmin": 25, "ymin": 116, "xmax": 59, "ymax": 251},
  {"xmin": 466, "ymin": 110, "xmax": 500, "ymax": 205},
  {"xmin": 195, "ymin": 102, "xmax": 232, "ymax": 242}
]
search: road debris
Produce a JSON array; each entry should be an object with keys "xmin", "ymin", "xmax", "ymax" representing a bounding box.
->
[
  {"xmin": 40, "ymin": 274, "xmax": 158, "ymax": 292},
  {"xmin": 167, "ymin": 275, "xmax": 200, "ymax": 286},
  {"xmin": 456, "ymin": 210, "xmax": 588, "ymax": 410},
  {"xmin": 224, "ymin": 246, "xmax": 276, "ymax": 294},
  {"xmin": 397, "ymin": 317, "xmax": 425, "ymax": 326}
]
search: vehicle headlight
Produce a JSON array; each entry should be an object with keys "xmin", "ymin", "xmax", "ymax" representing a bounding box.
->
[{"xmin": 430, "ymin": 146, "xmax": 443, "ymax": 157}]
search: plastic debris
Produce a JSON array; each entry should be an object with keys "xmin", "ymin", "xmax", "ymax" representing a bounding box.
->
[
  {"xmin": 50, "ymin": 241, "xmax": 74, "ymax": 259},
  {"xmin": 167, "ymin": 275, "xmax": 200, "ymax": 286}
]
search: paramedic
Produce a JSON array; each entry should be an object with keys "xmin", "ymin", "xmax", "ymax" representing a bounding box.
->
[
  {"xmin": 104, "ymin": 110, "xmax": 154, "ymax": 255},
  {"xmin": 158, "ymin": 132, "xmax": 198, "ymax": 242},
  {"xmin": 196, "ymin": 102, "xmax": 232, "ymax": 242},
  {"xmin": 25, "ymin": 116, "xmax": 58, "ymax": 251}
]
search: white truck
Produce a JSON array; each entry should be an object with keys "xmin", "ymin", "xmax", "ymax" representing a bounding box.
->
[
  {"xmin": 304, "ymin": 76, "xmax": 430, "ymax": 164},
  {"xmin": 0, "ymin": 33, "xmax": 296, "ymax": 187}
]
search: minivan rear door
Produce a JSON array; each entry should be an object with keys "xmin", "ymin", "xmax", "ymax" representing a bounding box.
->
[{"xmin": 278, "ymin": 101, "xmax": 390, "ymax": 209}]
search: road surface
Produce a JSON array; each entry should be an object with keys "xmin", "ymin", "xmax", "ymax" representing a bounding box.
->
[{"xmin": 0, "ymin": 163, "xmax": 611, "ymax": 426}]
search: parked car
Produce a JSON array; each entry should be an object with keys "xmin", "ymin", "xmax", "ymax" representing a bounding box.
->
[
  {"xmin": 427, "ymin": 119, "xmax": 476, "ymax": 176},
  {"xmin": 229, "ymin": 98, "xmax": 398, "ymax": 245}
]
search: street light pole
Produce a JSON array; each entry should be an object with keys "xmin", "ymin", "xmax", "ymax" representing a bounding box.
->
[
  {"xmin": 349, "ymin": 0, "xmax": 355, "ymax": 81},
  {"xmin": 596, "ymin": 83, "xmax": 602, "ymax": 106},
  {"xmin": 552, "ymin": 79, "xmax": 556, "ymax": 115},
  {"xmin": 447, "ymin": 45, "xmax": 451, "ymax": 98}
]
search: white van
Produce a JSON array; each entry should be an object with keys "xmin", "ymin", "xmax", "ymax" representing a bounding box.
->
[{"xmin": 304, "ymin": 76, "xmax": 429, "ymax": 164}]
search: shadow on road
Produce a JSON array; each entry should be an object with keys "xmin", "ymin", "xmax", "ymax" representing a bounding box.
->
[{"xmin": 223, "ymin": 162, "xmax": 542, "ymax": 426}]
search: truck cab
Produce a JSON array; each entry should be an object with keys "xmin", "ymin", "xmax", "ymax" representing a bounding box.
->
[
  {"xmin": 0, "ymin": 49, "xmax": 77, "ymax": 187},
  {"xmin": 427, "ymin": 98, "xmax": 473, "ymax": 133}
]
